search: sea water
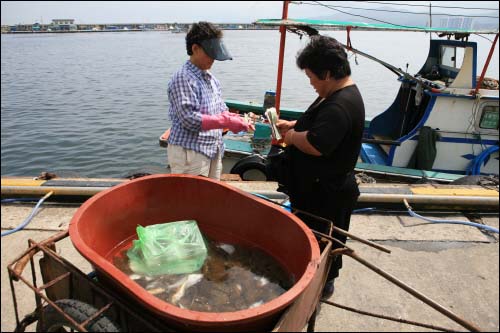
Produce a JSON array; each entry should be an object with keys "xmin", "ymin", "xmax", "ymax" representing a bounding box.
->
[
  {"xmin": 2, "ymin": 30, "xmax": 497, "ymax": 177},
  {"xmin": 113, "ymin": 237, "xmax": 294, "ymax": 312}
]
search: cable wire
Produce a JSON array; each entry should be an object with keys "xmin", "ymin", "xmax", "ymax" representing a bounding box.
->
[
  {"xmin": 362, "ymin": 1, "xmax": 499, "ymax": 11},
  {"xmin": 303, "ymin": 1, "xmax": 424, "ymax": 29},
  {"xmin": 297, "ymin": 2, "xmax": 498, "ymax": 18}
]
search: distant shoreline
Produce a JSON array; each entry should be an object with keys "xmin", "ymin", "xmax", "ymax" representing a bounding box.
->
[
  {"xmin": 1, "ymin": 28, "xmax": 280, "ymax": 34},
  {"xmin": 0, "ymin": 27, "xmax": 350, "ymax": 34}
]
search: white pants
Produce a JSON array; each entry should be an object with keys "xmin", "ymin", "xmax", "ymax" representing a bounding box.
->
[{"xmin": 167, "ymin": 144, "xmax": 222, "ymax": 180}]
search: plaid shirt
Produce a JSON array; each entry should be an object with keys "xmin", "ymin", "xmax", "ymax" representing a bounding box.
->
[{"xmin": 167, "ymin": 60, "xmax": 227, "ymax": 159}]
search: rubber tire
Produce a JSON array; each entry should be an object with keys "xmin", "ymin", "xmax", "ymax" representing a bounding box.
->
[
  {"xmin": 230, "ymin": 155, "xmax": 269, "ymax": 181},
  {"xmin": 36, "ymin": 299, "xmax": 121, "ymax": 332}
]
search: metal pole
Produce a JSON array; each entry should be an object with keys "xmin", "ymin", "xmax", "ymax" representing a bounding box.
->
[
  {"xmin": 358, "ymin": 193, "xmax": 498, "ymax": 207},
  {"xmin": 474, "ymin": 33, "xmax": 499, "ymax": 96},
  {"xmin": 345, "ymin": 250, "xmax": 482, "ymax": 332},
  {"xmin": 2, "ymin": 186, "xmax": 498, "ymax": 207},
  {"xmin": 429, "ymin": 2, "xmax": 432, "ymax": 41},
  {"xmin": 275, "ymin": 0, "xmax": 290, "ymax": 117},
  {"xmin": 321, "ymin": 300, "xmax": 457, "ymax": 332}
]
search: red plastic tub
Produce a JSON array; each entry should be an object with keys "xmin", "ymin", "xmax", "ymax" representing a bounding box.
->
[{"xmin": 69, "ymin": 174, "xmax": 320, "ymax": 332}]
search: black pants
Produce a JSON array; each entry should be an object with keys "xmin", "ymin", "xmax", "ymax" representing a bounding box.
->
[{"xmin": 290, "ymin": 173, "xmax": 359, "ymax": 282}]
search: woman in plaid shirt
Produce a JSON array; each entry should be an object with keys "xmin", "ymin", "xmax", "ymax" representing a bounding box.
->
[{"xmin": 165, "ymin": 22, "xmax": 252, "ymax": 180}]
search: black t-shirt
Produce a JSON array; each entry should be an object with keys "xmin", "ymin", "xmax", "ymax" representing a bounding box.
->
[{"xmin": 289, "ymin": 84, "xmax": 365, "ymax": 179}]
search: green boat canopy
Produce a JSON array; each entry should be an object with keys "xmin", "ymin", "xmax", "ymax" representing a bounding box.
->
[{"xmin": 255, "ymin": 18, "xmax": 499, "ymax": 35}]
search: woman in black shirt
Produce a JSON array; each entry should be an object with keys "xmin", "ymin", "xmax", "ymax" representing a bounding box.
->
[{"xmin": 277, "ymin": 35, "xmax": 365, "ymax": 299}]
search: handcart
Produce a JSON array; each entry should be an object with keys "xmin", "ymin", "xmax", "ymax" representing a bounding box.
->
[
  {"xmin": 8, "ymin": 224, "xmax": 482, "ymax": 332},
  {"xmin": 7, "ymin": 229, "xmax": 333, "ymax": 332}
]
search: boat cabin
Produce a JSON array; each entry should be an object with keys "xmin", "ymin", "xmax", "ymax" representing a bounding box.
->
[{"xmin": 361, "ymin": 38, "xmax": 499, "ymax": 175}]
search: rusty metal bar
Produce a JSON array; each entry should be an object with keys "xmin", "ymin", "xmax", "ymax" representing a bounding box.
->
[
  {"xmin": 9, "ymin": 237, "xmax": 166, "ymax": 332},
  {"xmin": 312, "ymin": 230, "xmax": 355, "ymax": 252},
  {"xmin": 9, "ymin": 230, "xmax": 69, "ymax": 279},
  {"xmin": 79, "ymin": 302, "xmax": 113, "ymax": 328},
  {"xmin": 293, "ymin": 207, "xmax": 391, "ymax": 253},
  {"xmin": 8, "ymin": 244, "xmax": 89, "ymax": 331},
  {"xmin": 28, "ymin": 239, "xmax": 44, "ymax": 327},
  {"xmin": 14, "ymin": 310, "xmax": 39, "ymax": 332},
  {"xmin": 36, "ymin": 272, "xmax": 71, "ymax": 291},
  {"xmin": 321, "ymin": 300, "xmax": 455, "ymax": 332},
  {"xmin": 344, "ymin": 250, "xmax": 482, "ymax": 332},
  {"xmin": 11, "ymin": 269, "xmax": 89, "ymax": 331},
  {"xmin": 473, "ymin": 33, "xmax": 499, "ymax": 96},
  {"xmin": 8, "ymin": 269, "xmax": 22, "ymax": 329}
]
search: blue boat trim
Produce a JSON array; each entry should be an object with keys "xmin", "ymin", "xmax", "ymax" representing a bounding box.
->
[
  {"xmin": 426, "ymin": 91, "xmax": 499, "ymax": 100},
  {"xmin": 387, "ymin": 95, "xmax": 438, "ymax": 165},
  {"xmin": 360, "ymin": 143, "xmax": 389, "ymax": 165},
  {"xmin": 410, "ymin": 136, "xmax": 499, "ymax": 145},
  {"xmin": 354, "ymin": 163, "xmax": 464, "ymax": 181}
]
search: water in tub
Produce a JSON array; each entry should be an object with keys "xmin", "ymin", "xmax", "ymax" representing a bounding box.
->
[{"xmin": 113, "ymin": 237, "xmax": 295, "ymax": 312}]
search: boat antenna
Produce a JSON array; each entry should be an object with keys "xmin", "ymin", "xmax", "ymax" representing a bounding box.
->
[{"xmin": 429, "ymin": 2, "xmax": 432, "ymax": 41}]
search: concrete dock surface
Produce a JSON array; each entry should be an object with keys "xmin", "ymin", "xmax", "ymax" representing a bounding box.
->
[{"xmin": 1, "ymin": 185, "xmax": 498, "ymax": 332}]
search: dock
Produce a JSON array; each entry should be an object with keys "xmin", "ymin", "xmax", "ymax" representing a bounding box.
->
[{"xmin": 1, "ymin": 180, "xmax": 498, "ymax": 331}]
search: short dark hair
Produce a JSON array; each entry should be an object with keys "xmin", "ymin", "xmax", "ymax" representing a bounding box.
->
[
  {"xmin": 186, "ymin": 22, "xmax": 223, "ymax": 55},
  {"xmin": 296, "ymin": 35, "xmax": 351, "ymax": 80}
]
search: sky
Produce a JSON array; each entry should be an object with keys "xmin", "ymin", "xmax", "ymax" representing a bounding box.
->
[{"xmin": 1, "ymin": 1, "xmax": 499, "ymax": 25}]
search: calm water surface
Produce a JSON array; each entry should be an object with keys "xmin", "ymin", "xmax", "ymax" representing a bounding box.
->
[{"xmin": 1, "ymin": 30, "xmax": 498, "ymax": 177}]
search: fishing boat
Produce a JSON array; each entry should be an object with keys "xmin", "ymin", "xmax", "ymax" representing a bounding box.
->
[
  {"xmin": 161, "ymin": 2, "xmax": 499, "ymax": 183},
  {"xmin": 2, "ymin": 6, "xmax": 499, "ymax": 330}
]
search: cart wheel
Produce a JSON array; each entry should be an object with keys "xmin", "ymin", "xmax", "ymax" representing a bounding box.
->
[{"xmin": 36, "ymin": 299, "xmax": 121, "ymax": 332}]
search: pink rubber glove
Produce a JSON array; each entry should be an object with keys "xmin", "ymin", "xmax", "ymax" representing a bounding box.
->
[{"xmin": 201, "ymin": 112, "xmax": 250, "ymax": 133}]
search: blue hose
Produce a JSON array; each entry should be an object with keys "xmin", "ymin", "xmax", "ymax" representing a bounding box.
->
[
  {"xmin": 1, "ymin": 198, "xmax": 42, "ymax": 203},
  {"xmin": 1, "ymin": 192, "xmax": 54, "ymax": 237},
  {"xmin": 352, "ymin": 207, "xmax": 376, "ymax": 214},
  {"xmin": 250, "ymin": 193, "xmax": 293, "ymax": 212},
  {"xmin": 251, "ymin": 192, "xmax": 375, "ymax": 214},
  {"xmin": 467, "ymin": 145, "xmax": 499, "ymax": 175},
  {"xmin": 404, "ymin": 199, "xmax": 498, "ymax": 234}
]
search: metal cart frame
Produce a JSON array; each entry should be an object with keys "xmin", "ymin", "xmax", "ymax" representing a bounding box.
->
[
  {"xmin": 7, "ymin": 230, "xmax": 332, "ymax": 332},
  {"xmin": 8, "ymin": 227, "xmax": 481, "ymax": 332}
]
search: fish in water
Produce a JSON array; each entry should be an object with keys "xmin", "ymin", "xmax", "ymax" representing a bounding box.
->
[
  {"xmin": 217, "ymin": 243, "xmax": 235, "ymax": 255},
  {"xmin": 256, "ymin": 276, "xmax": 269, "ymax": 287},
  {"xmin": 171, "ymin": 274, "xmax": 203, "ymax": 305},
  {"xmin": 249, "ymin": 301, "xmax": 264, "ymax": 309},
  {"xmin": 147, "ymin": 287, "xmax": 165, "ymax": 295}
]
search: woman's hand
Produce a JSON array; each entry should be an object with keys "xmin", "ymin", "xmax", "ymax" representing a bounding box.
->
[{"xmin": 276, "ymin": 119, "xmax": 296, "ymax": 137}]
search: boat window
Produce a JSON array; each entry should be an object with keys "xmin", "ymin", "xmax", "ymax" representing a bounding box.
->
[
  {"xmin": 479, "ymin": 104, "xmax": 499, "ymax": 130},
  {"xmin": 440, "ymin": 46, "xmax": 464, "ymax": 69}
]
